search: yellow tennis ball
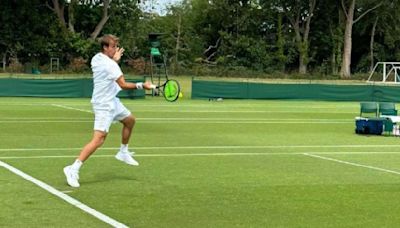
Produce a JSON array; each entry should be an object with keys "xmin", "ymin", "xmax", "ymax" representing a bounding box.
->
[{"xmin": 179, "ymin": 92, "xmax": 183, "ymax": 98}]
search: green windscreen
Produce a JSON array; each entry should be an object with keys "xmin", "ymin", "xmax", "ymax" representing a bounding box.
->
[
  {"xmin": 191, "ymin": 79, "xmax": 400, "ymax": 102},
  {"xmin": 0, "ymin": 78, "xmax": 146, "ymax": 98}
]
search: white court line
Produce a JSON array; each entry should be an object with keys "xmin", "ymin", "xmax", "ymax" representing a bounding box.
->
[
  {"xmin": 51, "ymin": 104, "xmax": 93, "ymax": 114},
  {"xmin": 1, "ymin": 144, "xmax": 400, "ymax": 152},
  {"xmin": 0, "ymin": 102, "xmax": 356, "ymax": 108},
  {"xmin": 0, "ymin": 160, "xmax": 128, "ymax": 228},
  {"xmin": 0, "ymin": 153, "xmax": 294, "ymax": 159},
  {"xmin": 0, "ymin": 117, "xmax": 350, "ymax": 121},
  {"xmin": 0, "ymin": 120, "xmax": 92, "ymax": 123},
  {"xmin": 0, "ymin": 120, "xmax": 350, "ymax": 124},
  {"xmin": 132, "ymin": 110, "xmax": 354, "ymax": 113},
  {"xmin": 0, "ymin": 116, "xmax": 352, "ymax": 123},
  {"xmin": 3, "ymin": 151, "xmax": 400, "ymax": 160},
  {"xmin": 1, "ymin": 117, "xmax": 92, "ymax": 120},
  {"xmin": 1, "ymin": 104, "xmax": 353, "ymax": 123},
  {"xmin": 303, "ymin": 153, "xmax": 400, "ymax": 176},
  {"xmin": 49, "ymin": 103, "xmax": 354, "ymax": 114}
]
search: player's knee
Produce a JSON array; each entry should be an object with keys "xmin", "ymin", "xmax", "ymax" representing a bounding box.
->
[
  {"xmin": 123, "ymin": 115, "xmax": 135, "ymax": 128},
  {"xmin": 90, "ymin": 138, "xmax": 101, "ymax": 148},
  {"xmin": 92, "ymin": 132, "xmax": 107, "ymax": 148},
  {"xmin": 95, "ymin": 137, "xmax": 105, "ymax": 147}
]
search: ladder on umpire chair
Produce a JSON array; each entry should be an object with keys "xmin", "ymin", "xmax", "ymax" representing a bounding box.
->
[{"xmin": 148, "ymin": 33, "xmax": 168, "ymax": 96}]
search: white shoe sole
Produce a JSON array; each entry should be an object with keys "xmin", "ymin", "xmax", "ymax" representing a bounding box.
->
[{"xmin": 115, "ymin": 154, "xmax": 139, "ymax": 166}]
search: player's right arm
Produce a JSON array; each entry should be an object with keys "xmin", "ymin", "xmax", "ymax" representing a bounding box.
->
[
  {"xmin": 116, "ymin": 76, "xmax": 155, "ymax": 90},
  {"xmin": 112, "ymin": 48, "xmax": 154, "ymax": 90}
]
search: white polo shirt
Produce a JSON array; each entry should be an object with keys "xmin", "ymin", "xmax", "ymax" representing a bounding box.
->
[{"xmin": 90, "ymin": 52, "xmax": 123, "ymax": 109}]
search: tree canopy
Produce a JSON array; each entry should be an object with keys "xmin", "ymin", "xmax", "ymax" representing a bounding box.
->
[{"xmin": 1, "ymin": 0, "xmax": 400, "ymax": 77}]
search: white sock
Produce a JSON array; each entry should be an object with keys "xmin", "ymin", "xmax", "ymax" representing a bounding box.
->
[
  {"xmin": 71, "ymin": 159, "xmax": 82, "ymax": 171},
  {"xmin": 120, "ymin": 144, "xmax": 129, "ymax": 153}
]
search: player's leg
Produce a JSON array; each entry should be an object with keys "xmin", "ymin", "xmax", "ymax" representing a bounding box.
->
[
  {"xmin": 113, "ymin": 100, "xmax": 139, "ymax": 166},
  {"xmin": 115, "ymin": 115, "xmax": 138, "ymax": 166},
  {"xmin": 64, "ymin": 130, "xmax": 107, "ymax": 187},
  {"xmin": 64, "ymin": 107, "xmax": 112, "ymax": 187},
  {"xmin": 121, "ymin": 114, "xmax": 135, "ymax": 145},
  {"xmin": 78, "ymin": 130, "xmax": 108, "ymax": 161}
]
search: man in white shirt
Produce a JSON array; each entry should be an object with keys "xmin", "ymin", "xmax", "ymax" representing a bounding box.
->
[{"xmin": 63, "ymin": 34, "xmax": 155, "ymax": 188}]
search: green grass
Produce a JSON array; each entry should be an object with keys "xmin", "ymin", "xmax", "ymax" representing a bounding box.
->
[{"xmin": 1, "ymin": 97, "xmax": 400, "ymax": 227}]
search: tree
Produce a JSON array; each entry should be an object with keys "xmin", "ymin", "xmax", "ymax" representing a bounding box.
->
[
  {"xmin": 47, "ymin": 0, "xmax": 140, "ymax": 40},
  {"xmin": 89, "ymin": 0, "xmax": 110, "ymax": 39},
  {"xmin": 0, "ymin": 0, "xmax": 67, "ymax": 71},
  {"xmin": 204, "ymin": 0, "xmax": 272, "ymax": 70},
  {"xmin": 46, "ymin": 0, "xmax": 109, "ymax": 39},
  {"xmin": 309, "ymin": 0, "xmax": 343, "ymax": 75},
  {"xmin": 358, "ymin": 0, "xmax": 400, "ymax": 72},
  {"xmin": 164, "ymin": 5, "xmax": 186, "ymax": 74},
  {"xmin": 339, "ymin": 0, "xmax": 383, "ymax": 78},
  {"xmin": 270, "ymin": 0, "xmax": 317, "ymax": 74}
]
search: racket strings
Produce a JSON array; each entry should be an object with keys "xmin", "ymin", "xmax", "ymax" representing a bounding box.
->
[{"xmin": 163, "ymin": 80, "xmax": 180, "ymax": 102}]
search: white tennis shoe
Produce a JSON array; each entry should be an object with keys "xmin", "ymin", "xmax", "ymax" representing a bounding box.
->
[
  {"xmin": 63, "ymin": 165, "xmax": 80, "ymax": 188},
  {"xmin": 115, "ymin": 151, "xmax": 139, "ymax": 166}
]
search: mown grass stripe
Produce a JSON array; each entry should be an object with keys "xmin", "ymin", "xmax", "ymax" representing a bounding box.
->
[
  {"xmin": 2, "ymin": 151, "xmax": 400, "ymax": 160},
  {"xmin": 0, "ymin": 144, "xmax": 400, "ymax": 152},
  {"xmin": 304, "ymin": 153, "xmax": 400, "ymax": 176},
  {"xmin": 0, "ymin": 160, "xmax": 129, "ymax": 228}
]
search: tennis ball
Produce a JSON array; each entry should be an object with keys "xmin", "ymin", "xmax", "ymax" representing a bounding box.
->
[{"xmin": 179, "ymin": 92, "xmax": 183, "ymax": 98}]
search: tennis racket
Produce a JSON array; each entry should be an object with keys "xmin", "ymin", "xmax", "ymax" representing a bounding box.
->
[{"xmin": 156, "ymin": 79, "xmax": 181, "ymax": 102}]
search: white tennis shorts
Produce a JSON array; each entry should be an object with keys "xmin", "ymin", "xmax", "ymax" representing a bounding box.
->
[{"xmin": 92, "ymin": 98, "xmax": 131, "ymax": 133}]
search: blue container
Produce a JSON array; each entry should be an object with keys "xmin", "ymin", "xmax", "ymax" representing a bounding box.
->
[{"xmin": 355, "ymin": 118, "xmax": 383, "ymax": 135}]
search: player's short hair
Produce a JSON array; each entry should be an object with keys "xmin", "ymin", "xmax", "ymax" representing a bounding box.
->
[{"xmin": 99, "ymin": 34, "xmax": 119, "ymax": 50}]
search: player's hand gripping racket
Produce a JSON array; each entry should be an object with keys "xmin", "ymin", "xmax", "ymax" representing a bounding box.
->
[{"xmin": 156, "ymin": 79, "xmax": 181, "ymax": 102}]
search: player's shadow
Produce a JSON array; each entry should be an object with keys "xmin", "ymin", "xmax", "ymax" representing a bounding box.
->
[{"xmin": 81, "ymin": 172, "xmax": 138, "ymax": 185}]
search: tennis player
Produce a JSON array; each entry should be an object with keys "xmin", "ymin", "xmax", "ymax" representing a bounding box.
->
[{"xmin": 63, "ymin": 34, "xmax": 155, "ymax": 188}]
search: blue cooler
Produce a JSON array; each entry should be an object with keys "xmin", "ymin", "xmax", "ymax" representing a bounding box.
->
[{"xmin": 355, "ymin": 117, "xmax": 383, "ymax": 135}]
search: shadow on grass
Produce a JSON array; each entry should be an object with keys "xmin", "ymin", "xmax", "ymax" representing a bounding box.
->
[{"xmin": 81, "ymin": 171, "xmax": 138, "ymax": 185}]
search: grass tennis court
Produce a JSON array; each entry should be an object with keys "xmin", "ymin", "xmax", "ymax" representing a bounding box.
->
[{"xmin": 2, "ymin": 97, "xmax": 400, "ymax": 227}]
